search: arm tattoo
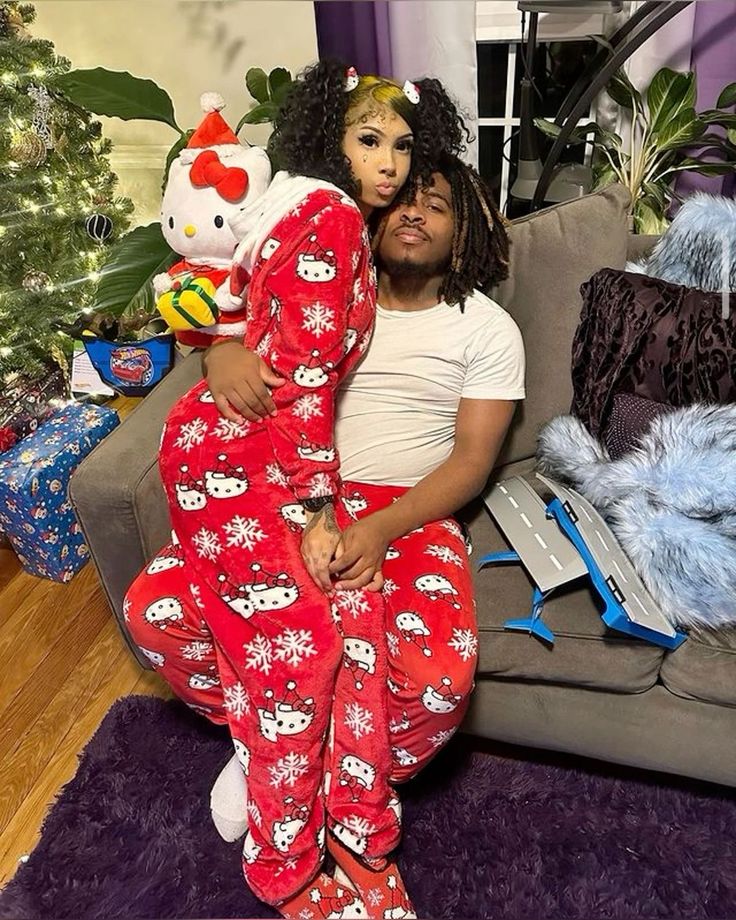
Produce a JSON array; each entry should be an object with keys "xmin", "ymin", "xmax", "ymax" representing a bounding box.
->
[{"xmin": 304, "ymin": 502, "xmax": 339, "ymax": 537}]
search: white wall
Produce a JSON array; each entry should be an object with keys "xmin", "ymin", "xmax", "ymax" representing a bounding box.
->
[{"xmin": 33, "ymin": 0, "xmax": 318, "ymax": 223}]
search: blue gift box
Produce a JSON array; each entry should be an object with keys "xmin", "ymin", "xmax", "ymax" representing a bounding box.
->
[{"xmin": 0, "ymin": 403, "xmax": 119, "ymax": 582}]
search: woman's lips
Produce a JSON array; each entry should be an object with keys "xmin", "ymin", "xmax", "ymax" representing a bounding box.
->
[{"xmin": 376, "ymin": 183, "xmax": 397, "ymax": 197}]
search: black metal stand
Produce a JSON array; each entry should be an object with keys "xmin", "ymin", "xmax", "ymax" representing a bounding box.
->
[{"xmin": 530, "ymin": 0, "xmax": 694, "ymax": 211}]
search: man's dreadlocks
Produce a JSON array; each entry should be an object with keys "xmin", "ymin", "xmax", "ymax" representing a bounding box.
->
[{"xmin": 437, "ymin": 155, "xmax": 510, "ymax": 310}]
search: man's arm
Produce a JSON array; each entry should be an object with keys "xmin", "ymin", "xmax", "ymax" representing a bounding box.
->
[{"xmin": 330, "ymin": 397, "xmax": 516, "ymax": 589}]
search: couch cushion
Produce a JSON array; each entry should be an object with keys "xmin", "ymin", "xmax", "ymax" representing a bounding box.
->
[
  {"xmin": 463, "ymin": 460, "xmax": 667, "ymax": 693},
  {"xmin": 491, "ymin": 184, "xmax": 631, "ymax": 467},
  {"xmin": 660, "ymin": 627, "xmax": 736, "ymax": 707}
]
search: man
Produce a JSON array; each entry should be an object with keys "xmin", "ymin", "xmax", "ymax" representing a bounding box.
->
[
  {"xmin": 126, "ymin": 156, "xmax": 524, "ymax": 880},
  {"xmin": 199, "ymin": 152, "xmax": 525, "ymax": 814}
]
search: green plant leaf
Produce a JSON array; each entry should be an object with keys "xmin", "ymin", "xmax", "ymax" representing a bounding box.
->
[
  {"xmin": 237, "ymin": 102, "xmax": 278, "ymax": 129},
  {"xmin": 56, "ymin": 68, "xmax": 180, "ymax": 131},
  {"xmin": 729, "ymin": 127, "xmax": 736, "ymax": 146},
  {"xmin": 699, "ymin": 110, "xmax": 736, "ymax": 128},
  {"xmin": 268, "ymin": 67, "xmax": 292, "ymax": 99},
  {"xmin": 163, "ymin": 130, "xmax": 193, "ymax": 188},
  {"xmin": 592, "ymin": 159, "xmax": 619, "ymax": 189},
  {"xmin": 246, "ymin": 67, "xmax": 269, "ymax": 104},
  {"xmin": 647, "ymin": 68, "xmax": 696, "ymax": 132},
  {"xmin": 717, "ymin": 82, "xmax": 736, "ymax": 109},
  {"xmin": 642, "ymin": 180, "xmax": 666, "ymax": 209},
  {"xmin": 95, "ymin": 224, "xmax": 175, "ymax": 316},
  {"xmin": 685, "ymin": 161, "xmax": 736, "ymax": 176},
  {"xmin": 606, "ymin": 70, "xmax": 642, "ymax": 110},
  {"xmin": 656, "ymin": 108, "xmax": 705, "ymax": 151},
  {"xmin": 634, "ymin": 199, "xmax": 669, "ymax": 235}
]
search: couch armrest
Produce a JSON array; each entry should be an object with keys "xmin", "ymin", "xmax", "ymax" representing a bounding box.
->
[{"xmin": 69, "ymin": 353, "xmax": 202, "ymax": 665}]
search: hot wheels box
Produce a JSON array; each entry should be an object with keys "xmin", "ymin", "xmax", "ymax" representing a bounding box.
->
[{"xmin": 0, "ymin": 403, "xmax": 119, "ymax": 582}]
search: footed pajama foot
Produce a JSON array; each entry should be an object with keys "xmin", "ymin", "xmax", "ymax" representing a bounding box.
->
[
  {"xmin": 327, "ymin": 834, "xmax": 416, "ymax": 919},
  {"xmin": 278, "ymin": 871, "xmax": 368, "ymax": 919}
]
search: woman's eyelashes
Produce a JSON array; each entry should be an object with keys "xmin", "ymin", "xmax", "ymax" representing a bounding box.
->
[{"xmin": 357, "ymin": 134, "xmax": 413, "ymax": 153}]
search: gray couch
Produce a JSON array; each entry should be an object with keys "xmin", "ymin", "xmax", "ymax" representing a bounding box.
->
[{"xmin": 70, "ymin": 184, "xmax": 736, "ymax": 788}]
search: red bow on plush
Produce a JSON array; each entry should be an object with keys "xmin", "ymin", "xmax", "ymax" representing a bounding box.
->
[{"xmin": 190, "ymin": 150, "xmax": 249, "ymax": 202}]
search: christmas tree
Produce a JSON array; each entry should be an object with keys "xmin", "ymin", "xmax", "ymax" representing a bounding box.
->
[{"xmin": 0, "ymin": 1, "xmax": 133, "ymax": 381}]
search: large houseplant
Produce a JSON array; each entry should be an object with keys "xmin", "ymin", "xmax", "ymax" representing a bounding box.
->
[{"xmin": 536, "ymin": 67, "xmax": 736, "ymax": 233}]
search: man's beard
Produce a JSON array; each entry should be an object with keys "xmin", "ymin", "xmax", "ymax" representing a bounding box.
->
[{"xmin": 376, "ymin": 251, "xmax": 450, "ymax": 281}]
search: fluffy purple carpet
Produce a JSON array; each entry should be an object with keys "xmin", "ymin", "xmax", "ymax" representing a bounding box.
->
[{"xmin": 1, "ymin": 696, "xmax": 735, "ymax": 919}]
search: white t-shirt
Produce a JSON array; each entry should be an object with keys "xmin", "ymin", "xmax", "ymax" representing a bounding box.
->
[{"xmin": 335, "ymin": 289, "xmax": 525, "ymax": 486}]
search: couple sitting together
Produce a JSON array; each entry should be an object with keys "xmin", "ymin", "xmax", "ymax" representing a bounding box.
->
[{"xmin": 124, "ymin": 59, "xmax": 525, "ymax": 918}]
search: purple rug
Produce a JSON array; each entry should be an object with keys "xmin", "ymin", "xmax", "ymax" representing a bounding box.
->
[{"xmin": 1, "ymin": 696, "xmax": 735, "ymax": 919}]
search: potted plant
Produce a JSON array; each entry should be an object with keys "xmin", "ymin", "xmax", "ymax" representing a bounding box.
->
[{"xmin": 535, "ymin": 67, "xmax": 736, "ymax": 233}]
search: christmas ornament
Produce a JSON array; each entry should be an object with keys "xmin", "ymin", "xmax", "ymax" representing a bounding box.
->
[
  {"xmin": 27, "ymin": 85, "xmax": 54, "ymax": 149},
  {"xmin": 9, "ymin": 130, "xmax": 47, "ymax": 167},
  {"xmin": 22, "ymin": 270, "xmax": 51, "ymax": 293},
  {"xmin": 85, "ymin": 213, "xmax": 113, "ymax": 242}
]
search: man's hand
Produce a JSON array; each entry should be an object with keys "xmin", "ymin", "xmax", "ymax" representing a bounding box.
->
[
  {"xmin": 203, "ymin": 341, "xmax": 285, "ymax": 422},
  {"xmin": 301, "ymin": 503, "xmax": 341, "ymax": 593},
  {"xmin": 329, "ymin": 516, "xmax": 390, "ymax": 592}
]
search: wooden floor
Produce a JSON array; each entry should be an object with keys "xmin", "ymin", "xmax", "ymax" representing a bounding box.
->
[{"xmin": 0, "ymin": 396, "xmax": 173, "ymax": 888}]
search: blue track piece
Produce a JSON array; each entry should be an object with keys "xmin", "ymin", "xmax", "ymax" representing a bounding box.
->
[
  {"xmin": 504, "ymin": 585, "xmax": 556, "ymax": 644},
  {"xmin": 546, "ymin": 497, "xmax": 687, "ymax": 651}
]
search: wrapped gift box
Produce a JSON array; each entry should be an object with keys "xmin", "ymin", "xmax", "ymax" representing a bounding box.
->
[
  {"xmin": 0, "ymin": 403, "xmax": 119, "ymax": 582},
  {"xmin": 0, "ymin": 364, "xmax": 69, "ymax": 454}
]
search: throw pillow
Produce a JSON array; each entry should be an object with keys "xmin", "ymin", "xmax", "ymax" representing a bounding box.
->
[{"xmin": 571, "ymin": 268, "xmax": 736, "ymax": 438}]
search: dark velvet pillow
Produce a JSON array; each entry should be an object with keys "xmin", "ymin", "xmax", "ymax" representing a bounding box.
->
[
  {"xmin": 571, "ymin": 268, "xmax": 736, "ymax": 438},
  {"xmin": 603, "ymin": 392, "xmax": 674, "ymax": 460}
]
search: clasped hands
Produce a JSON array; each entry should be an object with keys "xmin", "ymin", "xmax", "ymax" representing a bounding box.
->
[{"xmin": 301, "ymin": 507, "xmax": 388, "ymax": 595}]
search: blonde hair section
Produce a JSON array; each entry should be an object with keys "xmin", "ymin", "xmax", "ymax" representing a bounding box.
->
[{"xmin": 345, "ymin": 75, "xmax": 416, "ymax": 131}]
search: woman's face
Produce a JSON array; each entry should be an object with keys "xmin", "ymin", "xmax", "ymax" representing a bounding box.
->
[{"xmin": 342, "ymin": 102, "xmax": 413, "ymax": 217}]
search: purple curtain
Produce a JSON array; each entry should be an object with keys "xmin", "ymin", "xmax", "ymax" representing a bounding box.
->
[
  {"xmin": 314, "ymin": 1, "xmax": 393, "ymax": 76},
  {"xmin": 681, "ymin": 0, "xmax": 736, "ymax": 197}
]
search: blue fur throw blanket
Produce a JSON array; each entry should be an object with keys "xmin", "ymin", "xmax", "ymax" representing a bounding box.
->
[
  {"xmin": 628, "ymin": 193, "xmax": 736, "ymax": 292},
  {"xmin": 537, "ymin": 404, "xmax": 736, "ymax": 631}
]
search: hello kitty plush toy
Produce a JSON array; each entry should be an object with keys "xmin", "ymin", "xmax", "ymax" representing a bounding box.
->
[{"xmin": 154, "ymin": 92, "xmax": 271, "ymax": 348}]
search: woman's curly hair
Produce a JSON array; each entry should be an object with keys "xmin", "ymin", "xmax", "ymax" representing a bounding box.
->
[{"xmin": 268, "ymin": 59, "xmax": 469, "ymax": 201}]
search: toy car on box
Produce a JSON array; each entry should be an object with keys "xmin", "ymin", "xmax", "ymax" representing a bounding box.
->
[{"xmin": 82, "ymin": 332, "xmax": 175, "ymax": 397}]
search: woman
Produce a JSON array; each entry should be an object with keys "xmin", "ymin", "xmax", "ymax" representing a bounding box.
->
[{"xmin": 125, "ymin": 60, "xmax": 465, "ymax": 917}]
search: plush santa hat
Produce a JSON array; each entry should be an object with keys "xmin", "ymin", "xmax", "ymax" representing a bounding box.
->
[
  {"xmin": 300, "ymin": 234, "xmax": 336, "ymax": 266},
  {"xmin": 248, "ymin": 562, "xmax": 296, "ymax": 593}
]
